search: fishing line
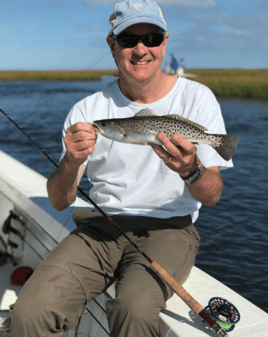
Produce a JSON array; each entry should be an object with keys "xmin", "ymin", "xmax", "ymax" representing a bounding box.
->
[
  {"xmin": 0, "ymin": 109, "xmax": 60, "ymax": 170},
  {"xmin": 0, "ymin": 108, "xmax": 235, "ymax": 337},
  {"xmin": 87, "ymin": 51, "xmax": 112, "ymax": 70},
  {"xmin": 165, "ymin": 317, "xmax": 189, "ymax": 337}
]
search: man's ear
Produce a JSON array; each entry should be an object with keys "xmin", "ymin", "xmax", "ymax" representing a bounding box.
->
[
  {"xmin": 107, "ymin": 36, "xmax": 116, "ymax": 58},
  {"xmin": 163, "ymin": 33, "xmax": 169, "ymax": 53}
]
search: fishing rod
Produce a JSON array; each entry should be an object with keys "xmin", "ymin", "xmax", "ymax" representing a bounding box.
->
[{"xmin": 1, "ymin": 108, "xmax": 240, "ymax": 336}]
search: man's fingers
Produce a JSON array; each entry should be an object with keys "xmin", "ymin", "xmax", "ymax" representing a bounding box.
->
[
  {"xmin": 66, "ymin": 122, "xmax": 95, "ymax": 135},
  {"xmin": 70, "ymin": 139, "xmax": 95, "ymax": 151},
  {"xmin": 70, "ymin": 131, "xmax": 97, "ymax": 143},
  {"xmin": 65, "ymin": 123, "xmax": 96, "ymax": 146},
  {"xmin": 155, "ymin": 133, "xmax": 183, "ymax": 159},
  {"xmin": 150, "ymin": 143, "xmax": 170, "ymax": 162},
  {"xmin": 156, "ymin": 133, "xmax": 195, "ymax": 156},
  {"xmin": 150, "ymin": 133, "xmax": 199, "ymax": 176},
  {"xmin": 64, "ymin": 122, "xmax": 97, "ymax": 164},
  {"xmin": 170, "ymin": 134, "xmax": 196, "ymax": 155}
]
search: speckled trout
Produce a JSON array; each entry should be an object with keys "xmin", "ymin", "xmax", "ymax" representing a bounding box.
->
[{"xmin": 93, "ymin": 108, "xmax": 240, "ymax": 161}]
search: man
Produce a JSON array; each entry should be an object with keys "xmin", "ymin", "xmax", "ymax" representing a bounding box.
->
[
  {"xmin": 11, "ymin": 1, "xmax": 233, "ymax": 336},
  {"xmin": 170, "ymin": 53, "xmax": 178, "ymax": 75}
]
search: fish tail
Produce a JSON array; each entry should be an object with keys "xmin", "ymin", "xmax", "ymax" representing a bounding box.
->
[{"xmin": 212, "ymin": 134, "xmax": 240, "ymax": 161}]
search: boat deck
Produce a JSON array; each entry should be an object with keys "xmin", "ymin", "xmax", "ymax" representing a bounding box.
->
[{"xmin": 1, "ymin": 150, "xmax": 268, "ymax": 337}]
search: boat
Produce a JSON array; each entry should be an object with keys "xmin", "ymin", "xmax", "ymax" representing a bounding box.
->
[
  {"xmin": 175, "ymin": 66, "xmax": 197, "ymax": 78},
  {"xmin": 1, "ymin": 149, "xmax": 268, "ymax": 337},
  {"xmin": 166, "ymin": 55, "xmax": 197, "ymax": 78}
]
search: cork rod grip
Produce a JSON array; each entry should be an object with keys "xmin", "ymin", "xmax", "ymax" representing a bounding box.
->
[{"xmin": 151, "ymin": 260, "xmax": 203, "ymax": 315}]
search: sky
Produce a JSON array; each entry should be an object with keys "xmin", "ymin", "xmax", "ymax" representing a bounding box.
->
[{"xmin": 0, "ymin": 0, "xmax": 267, "ymax": 70}]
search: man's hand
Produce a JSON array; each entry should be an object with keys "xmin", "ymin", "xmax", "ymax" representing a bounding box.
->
[
  {"xmin": 150, "ymin": 133, "xmax": 199, "ymax": 178},
  {"xmin": 64, "ymin": 122, "xmax": 96, "ymax": 166},
  {"xmin": 47, "ymin": 122, "xmax": 95, "ymax": 211},
  {"xmin": 150, "ymin": 132, "xmax": 223, "ymax": 207}
]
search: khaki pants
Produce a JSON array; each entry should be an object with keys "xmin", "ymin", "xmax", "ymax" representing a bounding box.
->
[{"xmin": 11, "ymin": 210, "xmax": 200, "ymax": 337}]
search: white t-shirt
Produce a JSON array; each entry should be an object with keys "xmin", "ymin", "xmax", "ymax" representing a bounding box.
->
[{"xmin": 62, "ymin": 77, "xmax": 233, "ymax": 222}]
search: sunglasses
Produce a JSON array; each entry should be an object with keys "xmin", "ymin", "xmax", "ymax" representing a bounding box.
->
[{"xmin": 112, "ymin": 32, "xmax": 165, "ymax": 48}]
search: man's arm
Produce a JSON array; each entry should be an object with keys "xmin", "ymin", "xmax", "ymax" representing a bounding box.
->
[
  {"xmin": 186, "ymin": 165, "xmax": 222, "ymax": 207},
  {"xmin": 150, "ymin": 133, "xmax": 223, "ymax": 208},
  {"xmin": 47, "ymin": 122, "xmax": 96, "ymax": 211}
]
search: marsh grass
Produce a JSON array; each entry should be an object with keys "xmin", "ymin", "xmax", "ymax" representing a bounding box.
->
[
  {"xmin": 188, "ymin": 69, "xmax": 268, "ymax": 99},
  {"xmin": 0, "ymin": 69, "xmax": 118, "ymax": 81},
  {"xmin": 0, "ymin": 68, "xmax": 267, "ymax": 99}
]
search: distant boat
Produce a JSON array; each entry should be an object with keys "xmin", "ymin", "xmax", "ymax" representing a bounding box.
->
[
  {"xmin": 1, "ymin": 150, "xmax": 268, "ymax": 336},
  {"xmin": 167, "ymin": 55, "xmax": 197, "ymax": 78},
  {"xmin": 175, "ymin": 66, "xmax": 197, "ymax": 78}
]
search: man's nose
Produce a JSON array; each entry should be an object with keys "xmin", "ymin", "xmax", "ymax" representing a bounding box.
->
[{"xmin": 133, "ymin": 40, "xmax": 148, "ymax": 55}]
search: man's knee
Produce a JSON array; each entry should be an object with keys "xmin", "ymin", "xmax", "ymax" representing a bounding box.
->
[
  {"xmin": 106, "ymin": 291, "xmax": 164, "ymax": 337},
  {"xmin": 107, "ymin": 290, "xmax": 163, "ymax": 322}
]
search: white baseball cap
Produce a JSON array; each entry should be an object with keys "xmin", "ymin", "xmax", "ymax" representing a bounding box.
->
[{"xmin": 109, "ymin": 0, "xmax": 167, "ymax": 35}]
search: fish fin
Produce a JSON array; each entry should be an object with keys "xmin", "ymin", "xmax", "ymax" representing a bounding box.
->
[
  {"xmin": 212, "ymin": 134, "xmax": 240, "ymax": 161},
  {"xmin": 134, "ymin": 108, "xmax": 158, "ymax": 117},
  {"xmin": 122, "ymin": 133, "xmax": 148, "ymax": 145},
  {"xmin": 123, "ymin": 134, "xmax": 133, "ymax": 143},
  {"xmin": 164, "ymin": 114, "xmax": 208, "ymax": 131}
]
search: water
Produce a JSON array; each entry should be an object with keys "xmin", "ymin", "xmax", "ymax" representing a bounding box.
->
[{"xmin": 0, "ymin": 79, "xmax": 268, "ymax": 313}]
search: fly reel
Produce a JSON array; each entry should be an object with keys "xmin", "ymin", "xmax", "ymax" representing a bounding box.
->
[{"xmin": 205, "ymin": 297, "xmax": 240, "ymax": 332}]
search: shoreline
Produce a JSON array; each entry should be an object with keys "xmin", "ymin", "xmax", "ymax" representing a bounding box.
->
[
  {"xmin": 0, "ymin": 69, "xmax": 119, "ymax": 82},
  {"xmin": 0, "ymin": 69, "xmax": 267, "ymax": 100}
]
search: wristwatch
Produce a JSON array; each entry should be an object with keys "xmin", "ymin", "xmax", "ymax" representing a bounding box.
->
[{"xmin": 181, "ymin": 162, "xmax": 204, "ymax": 186}]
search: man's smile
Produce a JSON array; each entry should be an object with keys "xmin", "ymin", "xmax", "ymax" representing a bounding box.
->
[{"xmin": 130, "ymin": 60, "xmax": 151, "ymax": 65}]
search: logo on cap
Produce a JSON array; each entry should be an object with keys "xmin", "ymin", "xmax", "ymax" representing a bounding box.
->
[{"xmin": 132, "ymin": 3, "xmax": 143, "ymax": 12}]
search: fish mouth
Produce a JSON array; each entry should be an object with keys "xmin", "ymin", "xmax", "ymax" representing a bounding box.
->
[
  {"xmin": 92, "ymin": 122, "xmax": 101, "ymax": 132},
  {"xmin": 92, "ymin": 122, "xmax": 107, "ymax": 137}
]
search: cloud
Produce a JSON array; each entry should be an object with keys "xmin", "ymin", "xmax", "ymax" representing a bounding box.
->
[
  {"xmin": 194, "ymin": 14, "xmax": 268, "ymax": 35},
  {"xmin": 168, "ymin": 14, "xmax": 268, "ymax": 58},
  {"xmin": 80, "ymin": 0, "xmax": 216, "ymax": 7},
  {"xmin": 210, "ymin": 25, "xmax": 249, "ymax": 36}
]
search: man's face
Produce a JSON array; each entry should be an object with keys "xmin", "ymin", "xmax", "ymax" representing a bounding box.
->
[{"xmin": 108, "ymin": 23, "xmax": 168, "ymax": 83}]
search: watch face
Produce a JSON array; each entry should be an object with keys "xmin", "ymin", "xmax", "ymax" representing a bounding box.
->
[
  {"xmin": 185, "ymin": 164, "xmax": 203, "ymax": 185},
  {"xmin": 189, "ymin": 173, "xmax": 200, "ymax": 185}
]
